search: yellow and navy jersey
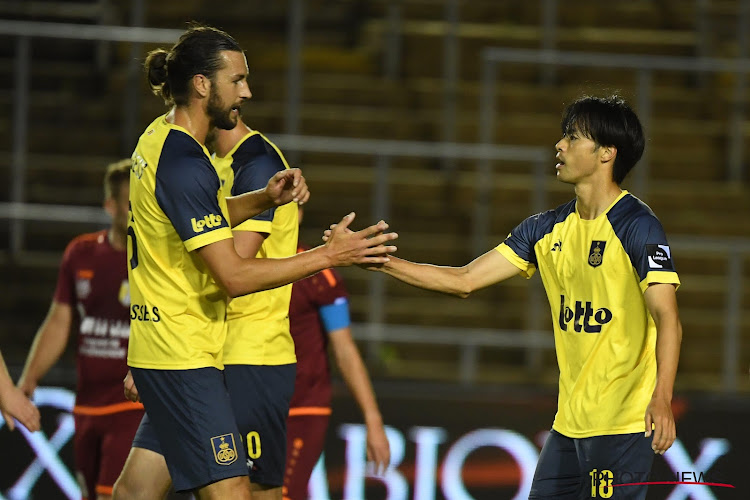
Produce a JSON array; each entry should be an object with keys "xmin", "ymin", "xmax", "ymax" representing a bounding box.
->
[
  {"xmin": 496, "ymin": 191, "xmax": 680, "ymax": 438},
  {"xmin": 127, "ymin": 114, "xmax": 233, "ymax": 370},
  {"xmin": 215, "ymin": 131, "xmax": 298, "ymax": 366}
]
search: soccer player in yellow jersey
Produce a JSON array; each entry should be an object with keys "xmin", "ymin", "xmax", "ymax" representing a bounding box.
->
[
  {"xmin": 331, "ymin": 95, "xmax": 682, "ymax": 499},
  {"xmin": 112, "ymin": 25, "xmax": 397, "ymax": 500},
  {"xmin": 212, "ymin": 118, "xmax": 300, "ymax": 500}
]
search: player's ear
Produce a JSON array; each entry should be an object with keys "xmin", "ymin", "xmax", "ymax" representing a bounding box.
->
[
  {"xmin": 192, "ymin": 74, "xmax": 210, "ymax": 98},
  {"xmin": 600, "ymin": 145, "xmax": 616, "ymax": 164}
]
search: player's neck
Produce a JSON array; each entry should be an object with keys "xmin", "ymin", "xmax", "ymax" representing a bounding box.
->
[
  {"xmin": 108, "ymin": 228, "xmax": 127, "ymax": 251},
  {"xmin": 214, "ymin": 121, "xmax": 252, "ymax": 158},
  {"xmin": 574, "ymin": 181, "xmax": 623, "ymax": 220},
  {"xmin": 166, "ymin": 106, "xmax": 211, "ymax": 145}
]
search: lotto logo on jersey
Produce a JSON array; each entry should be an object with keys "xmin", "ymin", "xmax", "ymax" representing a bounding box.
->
[
  {"xmin": 191, "ymin": 214, "xmax": 223, "ymax": 233},
  {"xmin": 558, "ymin": 295, "xmax": 613, "ymax": 333}
]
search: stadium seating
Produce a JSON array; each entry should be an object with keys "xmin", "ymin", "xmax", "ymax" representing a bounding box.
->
[{"xmin": 0, "ymin": 0, "xmax": 747, "ymax": 390}]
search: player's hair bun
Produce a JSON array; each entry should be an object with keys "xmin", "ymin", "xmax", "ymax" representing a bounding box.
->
[{"xmin": 144, "ymin": 48, "xmax": 172, "ymax": 103}]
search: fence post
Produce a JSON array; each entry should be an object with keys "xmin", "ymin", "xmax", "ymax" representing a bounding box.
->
[
  {"xmin": 634, "ymin": 69, "xmax": 652, "ymax": 200},
  {"xmin": 286, "ymin": 0, "xmax": 304, "ymax": 166},
  {"xmin": 722, "ymin": 251, "xmax": 742, "ymax": 392},
  {"xmin": 120, "ymin": 0, "xmax": 145, "ymax": 155},
  {"xmin": 540, "ymin": 0, "xmax": 558, "ymax": 84},
  {"xmin": 473, "ymin": 54, "xmax": 496, "ymax": 256},
  {"xmin": 384, "ymin": 0, "xmax": 402, "ymax": 80},
  {"xmin": 442, "ymin": 0, "xmax": 460, "ymax": 176},
  {"xmin": 367, "ymin": 155, "xmax": 391, "ymax": 364},
  {"xmin": 525, "ymin": 158, "xmax": 548, "ymax": 372},
  {"xmin": 459, "ymin": 344, "xmax": 478, "ymax": 385},
  {"xmin": 11, "ymin": 35, "xmax": 30, "ymax": 257},
  {"xmin": 727, "ymin": 0, "xmax": 749, "ymax": 183}
]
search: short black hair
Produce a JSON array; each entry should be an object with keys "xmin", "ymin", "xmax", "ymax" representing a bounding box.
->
[{"xmin": 561, "ymin": 94, "xmax": 645, "ymax": 184}]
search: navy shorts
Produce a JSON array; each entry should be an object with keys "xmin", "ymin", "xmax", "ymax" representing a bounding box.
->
[
  {"xmin": 529, "ymin": 429, "xmax": 655, "ymax": 500},
  {"xmin": 224, "ymin": 364, "xmax": 296, "ymax": 487},
  {"xmin": 130, "ymin": 367, "xmax": 248, "ymax": 492}
]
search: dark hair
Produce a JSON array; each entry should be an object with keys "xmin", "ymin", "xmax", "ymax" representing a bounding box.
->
[
  {"xmin": 561, "ymin": 94, "xmax": 645, "ymax": 184},
  {"xmin": 144, "ymin": 24, "xmax": 242, "ymax": 106},
  {"xmin": 104, "ymin": 159, "xmax": 131, "ymax": 200}
]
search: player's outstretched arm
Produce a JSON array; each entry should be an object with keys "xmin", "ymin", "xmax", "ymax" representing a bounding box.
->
[
  {"xmin": 329, "ymin": 326, "xmax": 390, "ymax": 475},
  {"xmin": 225, "ymin": 168, "xmax": 309, "ymax": 228},
  {"xmin": 0, "ymin": 351, "xmax": 40, "ymax": 432},
  {"xmin": 198, "ymin": 213, "xmax": 397, "ymax": 298},
  {"xmin": 17, "ymin": 301, "xmax": 73, "ymax": 397},
  {"xmin": 379, "ymin": 249, "xmax": 521, "ymax": 297},
  {"xmin": 321, "ymin": 227, "xmax": 521, "ymax": 296},
  {"xmin": 643, "ymin": 283, "xmax": 682, "ymax": 455}
]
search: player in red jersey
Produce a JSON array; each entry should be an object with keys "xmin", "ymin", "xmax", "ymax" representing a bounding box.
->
[
  {"xmin": 16, "ymin": 159, "xmax": 143, "ymax": 500},
  {"xmin": 283, "ymin": 208, "xmax": 390, "ymax": 500}
]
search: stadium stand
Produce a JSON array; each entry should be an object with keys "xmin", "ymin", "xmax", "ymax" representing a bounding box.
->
[{"xmin": 0, "ymin": 0, "xmax": 748, "ymax": 390}]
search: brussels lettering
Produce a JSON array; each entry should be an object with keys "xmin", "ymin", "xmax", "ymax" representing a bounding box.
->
[
  {"xmin": 559, "ymin": 295, "xmax": 612, "ymax": 333},
  {"xmin": 130, "ymin": 304, "xmax": 160, "ymax": 322}
]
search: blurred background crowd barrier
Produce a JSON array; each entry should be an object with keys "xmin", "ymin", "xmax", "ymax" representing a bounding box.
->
[{"xmin": 0, "ymin": 1, "xmax": 748, "ymax": 498}]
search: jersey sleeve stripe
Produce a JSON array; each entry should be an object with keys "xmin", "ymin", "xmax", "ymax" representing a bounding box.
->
[
  {"xmin": 640, "ymin": 270, "xmax": 681, "ymax": 293},
  {"xmin": 183, "ymin": 227, "xmax": 234, "ymax": 252},
  {"xmin": 495, "ymin": 243, "xmax": 536, "ymax": 278},
  {"xmin": 234, "ymin": 219, "xmax": 273, "ymax": 234}
]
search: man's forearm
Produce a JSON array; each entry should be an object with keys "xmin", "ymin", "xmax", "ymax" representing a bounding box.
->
[
  {"xmin": 20, "ymin": 325, "xmax": 69, "ymax": 390},
  {"xmin": 19, "ymin": 304, "xmax": 72, "ymax": 390},
  {"xmin": 332, "ymin": 331, "xmax": 383, "ymax": 424},
  {"xmin": 225, "ymin": 190, "xmax": 272, "ymax": 228},
  {"xmin": 0, "ymin": 353, "xmax": 14, "ymax": 396},
  {"xmin": 652, "ymin": 315, "xmax": 682, "ymax": 400},
  {"xmin": 380, "ymin": 257, "xmax": 470, "ymax": 297}
]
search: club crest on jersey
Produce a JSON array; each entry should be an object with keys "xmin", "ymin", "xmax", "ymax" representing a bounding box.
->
[
  {"xmin": 75, "ymin": 270, "xmax": 94, "ymax": 299},
  {"xmin": 588, "ymin": 241, "xmax": 606, "ymax": 267},
  {"xmin": 211, "ymin": 434, "xmax": 238, "ymax": 465}
]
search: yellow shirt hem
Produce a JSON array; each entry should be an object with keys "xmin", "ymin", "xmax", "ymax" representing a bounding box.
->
[
  {"xmin": 223, "ymin": 354, "xmax": 297, "ymax": 366},
  {"xmin": 552, "ymin": 422, "xmax": 646, "ymax": 439},
  {"xmin": 127, "ymin": 359, "xmax": 223, "ymax": 370}
]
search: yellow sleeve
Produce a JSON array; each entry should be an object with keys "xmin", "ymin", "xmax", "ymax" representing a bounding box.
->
[
  {"xmin": 234, "ymin": 219, "xmax": 273, "ymax": 234},
  {"xmin": 495, "ymin": 243, "xmax": 536, "ymax": 279},
  {"xmin": 183, "ymin": 227, "xmax": 234, "ymax": 252},
  {"xmin": 640, "ymin": 271, "xmax": 680, "ymax": 293}
]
